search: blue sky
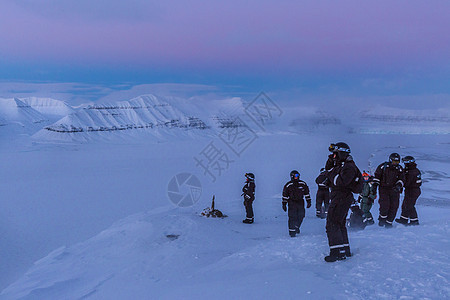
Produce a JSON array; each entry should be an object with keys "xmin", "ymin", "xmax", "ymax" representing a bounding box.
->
[{"xmin": 0, "ymin": 0, "xmax": 449, "ymax": 106}]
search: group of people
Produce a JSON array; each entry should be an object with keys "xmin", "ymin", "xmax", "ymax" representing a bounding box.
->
[{"xmin": 240, "ymin": 142, "xmax": 422, "ymax": 263}]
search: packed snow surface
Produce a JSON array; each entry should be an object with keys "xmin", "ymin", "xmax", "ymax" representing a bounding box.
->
[{"xmin": 0, "ymin": 94, "xmax": 449, "ymax": 299}]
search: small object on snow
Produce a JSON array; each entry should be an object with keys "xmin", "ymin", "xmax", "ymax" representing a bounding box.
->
[
  {"xmin": 200, "ymin": 195, "xmax": 227, "ymax": 218},
  {"xmin": 166, "ymin": 234, "xmax": 180, "ymax": 241}
]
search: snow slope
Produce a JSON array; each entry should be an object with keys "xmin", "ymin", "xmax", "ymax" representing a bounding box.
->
[
  {"xmin": 1, "ymin": 94, "xmax": 449, "ymax": 298},
  {"xmin": 0, "ymin": 98, "xmax": 48, "ymax": 136},
  {"xmin": 1, "ymin": 131, "xmax": 448, "ymax": 299},
  {"xmin": 3, "ymin": 204, "xmax": 448, "ymax": 299},
  {"xmin": 21, "ymin": 97, "xmax": 74, "ymax": 119},
  {"xmin": 32, "ymin": 94, "xmax": 249, "ymax": 143}
]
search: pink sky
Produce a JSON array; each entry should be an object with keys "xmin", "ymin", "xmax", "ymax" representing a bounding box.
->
[{"xmin": 0, "ymin": 0, "xmax": 449, "ymax": 91}]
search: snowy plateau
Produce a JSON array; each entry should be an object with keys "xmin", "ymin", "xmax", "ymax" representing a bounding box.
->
[{"xmin": 0, "ymin": 95, "xmax": 449, "ymax": 299}]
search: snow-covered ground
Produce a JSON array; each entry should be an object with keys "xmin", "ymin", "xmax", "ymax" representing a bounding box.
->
[{"xmin": 0, "ymin": 96, "xmax": 449, "ymax": 299}]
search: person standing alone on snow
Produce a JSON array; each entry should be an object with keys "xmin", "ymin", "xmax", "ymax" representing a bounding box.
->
[
  {"xmin": 315, "ymin": 168, "xmax": 330, "ymax": 218},
  {"xmin": 358, "ymin": 172, "xmax": 377, "ymax": 225},
  {"xmin": 322, "ymin": 142, "xmax": 360, "ymax": 262},
  {"xmin": 242, "ymin": 173, "xmax": 256, "ymax": 224},
  {"xmin": 373, "ymin": 153, "xmax": 405, "ymax": 228},
  {"xmin": 396, "ymin": 156, "xmax": 422, "ymax": 226},
  {"xmin": 282, "ymin": 170, "xmax": 312, "ymax": 237}
]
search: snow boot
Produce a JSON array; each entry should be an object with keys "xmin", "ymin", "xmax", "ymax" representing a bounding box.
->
[
  {"xmin": 344, "ymin": 245, "xmax": 352, "ymax": 257},
  {"xmin": 316, "ymin": 210, "xmax": 321, "ymax": 218},
  {"xmin": 378, "ymin": 218, "xmax": 386, "ymax": 227},
  {"xmin": 409, "ymin": 220, "xmax": 419, "ymax": 226},
  {"xmin": 242, "ymin": 218, "xmax": 254, "ymax": 224},
  {"xmin": 289, "ymin": 230, "xmax": 296, "ymax": 237},
  {"xmin": 395, "ymin": 217, "xmax": 408, "ymax": 226},
  {"xmin": 295, "ymin": 228, "xmax": 300, "ymax": 234},
  {"xmin": 364, "ymin": 217, "xmax": 375, "ymax": 226},
  {"xmin": 385, "ymin": 221, "xmax": 393, "ymax": 228},
  {"xmin": 325, "ymin": 248, "xmax": 346, "ymax": 262}
]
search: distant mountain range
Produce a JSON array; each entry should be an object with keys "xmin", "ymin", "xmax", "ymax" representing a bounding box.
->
[{"xmin": 1, "ymin": 95, "xmax": 449, "ymax": 142}]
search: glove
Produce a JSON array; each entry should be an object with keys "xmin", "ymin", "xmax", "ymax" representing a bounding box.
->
[
  {"xmin": 282, "ymin": 202, "xmax": 287, "ymax": 212},
  {"xmin": 325, "ymin": 154, "xmax": 335, "ymax": 170},
  {"xmin": 372, "ymin": 183, "xmax": 379, "ymax": 192},
  {"xmin": 394, "ymin": 183, "xmax": 403, "ymax": 193},
  {"xmin": 307, "ymin": 201, "xmax": 311, "ymax": 208},
  {"xmin": 357, "ymin": 195, "xmax": 362, "ymax": 203},
  {"xmin": 244, "ymin": 194, "xmax": 251, "ymax": 200}
]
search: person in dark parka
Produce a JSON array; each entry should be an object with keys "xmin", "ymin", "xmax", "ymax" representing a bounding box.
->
[
  {"xmin": 322, "ymin": 142, "xmax": 359, "ymax": 262},
  {"xmin": 358, "ymin": 172, "xmax": 377, "ymax": 225},
  {"xmin": 373, "ymin": 153, "xmax": 405, "ymax": 228},
  {"xmin": 242, "ymin": 173, "xmax": 256, "ymax": 224},
  {"xmin": 396, "ymin": 156, "xmax": 422, "ymax": 226},
  {"xmin": 282, "ymin": 170, "xmax": 312, "ymax": 237}
]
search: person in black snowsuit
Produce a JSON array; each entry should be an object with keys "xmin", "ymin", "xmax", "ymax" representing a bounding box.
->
[
  {"xmin": 282, "ymin": 170, "xmax": 312, "ymax": 237},
  {"xmin": 396, "ymin": 156, "xmax": 422, "ymax": 226},
  {"xmin": 373, "ymin": 153, "xmax": 405, "ymax": 228},
  {"xmin": 321, "ymin": 142, "xmax": 359, "ymax": 262},
  {"xmin": 242, "ymin": 173, "xmax": 256, "ymax": 224},
  {"xmin": 315, "ymin": 168, "xmax": 330, "ymax": 218}
]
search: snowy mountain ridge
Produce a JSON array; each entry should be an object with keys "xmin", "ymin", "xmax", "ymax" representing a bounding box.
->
[
  {"xmin": 0, "ymin": 98, "xmax": 48, "ymax": 124},
  {"xmin": 360, "ymin": 106, "xmax": 450, "ymax": 122},
  {"xmin": 0, "ymin": 98, "xmax": 49, "ymax": 136},
  {"xmin": 32, "ymin": 94, "xmax": 250, "ymax": 143},
  {"xmin": 21, "ymin": 97, "xmax": 74, "ymax": 118},
  {"xmin": 1, "ymin": 95, "xmax": 450, "ymax": 142}
]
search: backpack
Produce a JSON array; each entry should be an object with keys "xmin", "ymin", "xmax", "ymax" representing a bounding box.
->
[{"xmin": 350, "ymin": 166, "xmax": 364, "ymax": 194}]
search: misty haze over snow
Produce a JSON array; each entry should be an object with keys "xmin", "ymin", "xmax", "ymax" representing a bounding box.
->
[{"xmin": 0, "ymin": 91, "xmax": 449, "ymax": 299}]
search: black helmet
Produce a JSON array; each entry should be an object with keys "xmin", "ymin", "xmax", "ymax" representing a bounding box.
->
[
  {"xmin": 245, "ymin": 173, "xmax": 255, "ymax": 181},
  {"xmin": 290, "ymin": 170, "xmax": 300, "ymax": 181},
  {"xmin": 333, "ymin": 142, "xmax": 351, "ymax": 161},
  {"xmin": 334, "ymin": 142, "xmax": 351, "ymax": 153},
  {"xmin": 389, "ymin": 153, "xmax": 401, "ymax": 163},
  {"xmin": 402, "ymin": 156, "xmax": 415, "ymax": 164}
]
